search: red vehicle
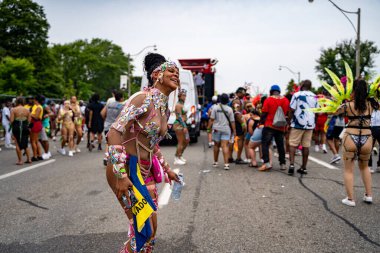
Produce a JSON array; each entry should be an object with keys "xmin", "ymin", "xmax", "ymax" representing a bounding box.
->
[{"xmin": 178, "ymin": 58, "xmax": 217, "ymax": 105}]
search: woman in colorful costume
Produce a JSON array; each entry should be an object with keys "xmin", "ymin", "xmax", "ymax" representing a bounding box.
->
[
  {"xmin": 311, "ymin": 62, "xmax": 380, "ymax": 207},
  {"xmin": 106, "ymin": 53, "xmax": 180, "ymax": 253},
  {"xmin": 173, "ymin": 89, "xmax": 190, "ymax": 165}
]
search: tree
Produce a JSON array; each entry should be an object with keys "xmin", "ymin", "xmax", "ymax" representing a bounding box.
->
[
  {"xmin": 0, "ymin": 56, "xmax": 36, "ymax": 95},
  {"xmin": 0, "ymin": 0, "xmax": 49, "ymax": 69},
  {"xmin": 315, "ymin": 39, "xmax": 380, "ymax": 82},
  {"xmin": 50, "ymin": 38, "xmax": 132, "ymax": 100},
  {"xmin": 285, "ymin": 78, "xmax": 296, "ymax": 94}
]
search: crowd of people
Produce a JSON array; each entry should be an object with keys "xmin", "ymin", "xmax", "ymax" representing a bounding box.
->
[
  {"xmin": 0, "ymin": 91, "xmax": 129, "ymax": 164},
  {"xmin": 202, "ymin": 78, "xmax": 379, "ymax": 208}
]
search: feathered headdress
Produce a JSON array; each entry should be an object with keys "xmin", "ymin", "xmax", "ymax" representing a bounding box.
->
[{"xmin": 310, "ymin": 61, "xmax": 380, "ymax": 113}]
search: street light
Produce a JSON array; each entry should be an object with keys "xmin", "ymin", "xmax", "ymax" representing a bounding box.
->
[
  {"xmin": 279, "ymin": 65, "xmax": 301, "ymax": 84},
  {"xmin": 127, "ymin": 44, "xmax": 157, "ymax": 97},
  {"xmin": 309, "ymin": 0, "xmax": 361, "ymax": 78}
]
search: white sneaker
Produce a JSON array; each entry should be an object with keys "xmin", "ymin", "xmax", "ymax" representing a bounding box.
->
[
  {"xmin": 363, "ymin": 194, "xmax": 373, "ymax": 204},
  {"xmin": 68, "ymin": 151, "xmax": 74, "ymax": 157},
  {"xmin": 52, "ymin": 136, "xmax": 56, "ymax": 141},
  {"xmin": 5, "ymin": 144, "xmax": 16, "ymax": 149},
  {"xmin": 174, "ymin": 157, "xmax": 185, "ymax": 165},
  {"xmin": 179, "ymin": 156, "xmax": 187, "ymax": 163},
  {"xmin": 42, "ymin": 153, "xmax": 50, "ymax": 160},
  {"xmin": 75, "ymin": 147, "xmax": 81, "ymax": 153},
  {"xmin": 370, "ymin": 167, "xmax": 375, "ymax": 173},
  {"xmin": 58, "ymin": 148, "xmax": 66, "ymax": 156},
  {"xmin": 295, "ymin": 150, "xmax": 302, "ymax": 156},
  {"xmin": 314, "ymin": 145, "xmax": 320, "ymax": 152},
  {"xmin": 213, "ymin": 162, "xmax": 218, "ymax": 167},
  {"xmin": 224, "ymin": 164, "xmax": 230, "ymax": 170},
  {"xmin": 342, "ymin": 197, "xmax": 356, "ymax": 207}
]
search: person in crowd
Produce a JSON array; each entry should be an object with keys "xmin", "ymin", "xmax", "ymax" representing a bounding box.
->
[
  {"xmin": 288, "ymin": 80, "xmax": 318, "ymax": 175},
  {"xmin": 40, "ymin": 96, "xmax": 52, "ymax": 159},
  {"xmin": 106, "ymin": 89, "xmax": 117, "ymax": 106},
  {"xmin": 173, "ymin": 89, "xmax": 190, "ymax": 165},
  {"xmin": 230, "ymin": 99, "xmax": 247, "ymax": 164},
  {"xmin": 326, "ymin": 114, "xmax": 345, "ymax": 164},
  {"xmin": 247, "ymin": 108, "xmax": 262, "ymax": 167},
  {"xmin": 235, "ymin": 87, "xmax": 246, "ymax": 106},
  {"xmin": 194, "ymin": 71, "xmax": 205, "ymax": 96},
  {"xmin": 259, "ymin": 85, "xmax": 289, "ymax": 171},
  {"xmin": 369, "ymin": 99, "xmax": 380, "ymax": 173},
  {"xmin": 70, "ymin": 96, "xmax": 83, "ymax": 153},
  {"xmin": 243, "ymin": 102, "xmax": 254, "ymax": 162},
  {"xmin": 10, "ymin": 97, "xmax": 32, "ymax": 164},
  {"xmin": 57, "ymin": 100, "xmax": 75, "ymax": 157},
  {"xmin": 49, "ymin": 101, "xmax": 58, "ymax": 141},
  {"xmin": 205, "ymin": 96, "xmax": 218, "ymax": 148},
  {"xmin": 87, "ymin": 93, "xmax": 104, "ymax": 151},
  {"xmin": 334, "ymin": 79, "xmax": 377, "ymax": 206},
  {"xmin": 106, "ymin": 53, "xmax": 180, "ymax": 252},
  {"xmin": 208, "ymin": 93, "xmax": 237, "ymax": 170},
  {"xmin": 2, "ymin": 100, "xmax": 15, "ymax": 149},
  {"xmin": 30, "ymin": 95, "xmax": 44, "ymax": 161},
  {"xmin": 101, "ymin": 90, "xmax": 124, "ymax": 166},
  {"xmin": 314, "ymin": 112, "xmax": 328, "ymax": 153}
]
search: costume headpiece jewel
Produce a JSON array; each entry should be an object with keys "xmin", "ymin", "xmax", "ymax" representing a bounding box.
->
[{"xmin": 150, "ymin": 61, "xmax": 178, "ymax": 78}]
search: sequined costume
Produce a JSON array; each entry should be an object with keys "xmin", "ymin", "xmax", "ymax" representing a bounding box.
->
[{"xmin": 110, "ymin": 87, "xmax": 173, "ymax": 253}]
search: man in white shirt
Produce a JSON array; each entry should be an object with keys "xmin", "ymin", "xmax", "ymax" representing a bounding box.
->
[
  {"xmin": 2, "ymin": 100, "xmax": 15, "ymax": 149},
  {"xmin": 288, "ymin": 80, "xmax": 317, "ymax": 175}
]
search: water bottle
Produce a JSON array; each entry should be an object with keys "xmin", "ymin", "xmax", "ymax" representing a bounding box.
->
[{"xmin": 172, "ymin": 173, "xmax": 184, "ymax": 200}]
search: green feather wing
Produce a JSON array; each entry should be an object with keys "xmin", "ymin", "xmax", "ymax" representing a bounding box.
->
[
  {"xmin": 325, "ymin": 68, "xmax": 345, "ymax": 99},
  {"xmin": 344, "ymin": 62, "xmax": 353, "ymax": 99}
]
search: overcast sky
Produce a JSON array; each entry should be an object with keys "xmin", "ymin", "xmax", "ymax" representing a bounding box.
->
[{"xmin": 35, "ymin": 0, "xmax": 380, "ymax": 94}]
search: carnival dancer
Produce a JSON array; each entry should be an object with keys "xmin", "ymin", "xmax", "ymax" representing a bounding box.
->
[
  {"xmin": 106, "ymin": 53, "xmax": 180, "ymax": 253},
  {"xmin": 10, "ymin": 97, "xmax": 32, "ymax": 164},
  {"xmin": 57, "ymin": 100, "xmax": 75, "ymax": 157},
  {"xmin": 335, "ymin": 79, "xmax": 378, "ymax": 206},
  {"xmin": 173, "ymin": 89, "xmax": 190, "ymax": 165},
  {"xmin": 70, "ymin": 96, "xmax": 83, "ymax": 153}
]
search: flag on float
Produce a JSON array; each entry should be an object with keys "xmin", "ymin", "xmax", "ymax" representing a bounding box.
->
[{"xmin": 129, "ymin": 155, "xmax": 157, "ymax": 252}]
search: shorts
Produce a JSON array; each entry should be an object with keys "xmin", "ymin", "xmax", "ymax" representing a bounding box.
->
[
  {"xmin": 245, "ymin": 133, "xmax": 251, "ymax": 141},
  {"xmin": 327, "ymin": 126, "xmax": 344, "ymax": 140},
  {"xmin": 315, "ymin": 114, "xmax": 328, "ymax": 132},
  {"xmin": 39, "ymin": 127, "xmax": 49, "ymax": 141},
  {"xmin": 212, "ymin": 129, "xmax": 231, "ymax": 142},
  {"xmin": 289, "ymin": 128, "xmax": 313, "ymax": 148},
  {"xmin": 250, "ymin": 128, "xmax": 263, "ymax": 143}
]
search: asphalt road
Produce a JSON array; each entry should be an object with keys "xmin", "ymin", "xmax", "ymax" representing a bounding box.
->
[{"xmin": 0, "ymin": 133, "xmax": 379, "ymax": 253}]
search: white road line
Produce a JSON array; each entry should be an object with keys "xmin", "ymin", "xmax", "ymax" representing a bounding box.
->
[
  {"xmin": 308, "ymin": 156, "xmax": 340, "ymax": 170},
  {"xmin": 158, "ymin": 168, "xmax": 180, "ymax": 208},
  {"xmin": 0, "ymin": 159, "xmax": 56, "ymax": 180}
]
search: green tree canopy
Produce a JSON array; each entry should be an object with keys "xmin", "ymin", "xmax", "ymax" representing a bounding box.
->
[
  {"xmin": 50, "ymin": 38, "xmax": 132, "ymax": 100},
  {"xmin": 315, "ymin": 39, "xmax": 380, "ymax": 82},
  {"xmin": 0, "ymin": 0, "xmax": 49, "ymax": 69},
  {"xmin": 0, "ymin": 56, "xmax": 36, "ymax": 95}
]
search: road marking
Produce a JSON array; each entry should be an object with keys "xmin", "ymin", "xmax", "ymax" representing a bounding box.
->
[
  {"xmin": 0, "ymin": 159, "xmax": 56, "ymax": 180},
  {"xmin": 308, "ymin": 156, "xmax": 340, "ymax": 170},
  {"xmin": 158, "ymin": 168, "xmax": 179, "ymax": 208}
]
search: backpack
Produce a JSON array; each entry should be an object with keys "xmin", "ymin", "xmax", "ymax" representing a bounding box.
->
[{"xmin": 273, "ymin": 102, "xmax": 287, "ymax": 127}]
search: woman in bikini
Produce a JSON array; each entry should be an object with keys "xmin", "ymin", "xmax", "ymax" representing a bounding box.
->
[
  {"xmin": 173, "ymin": 89, "xmax": 190, "ymax": 165},
  {"xmin": 57, "ymin": 100, "xmax": 75, "ymax": 157},
  {"xmin": 10, "ymin": 97, "xmax": 32, "ymax": 165},
  {"xmin": 335, "ymin": 79, "xmax": 378, "ymax": 207},
  {"xmin": 71, "ymin": 96, "xmax": 83, "ymax": 153},
  {"xmin": 106, "ymin": 53, "xmax": 180, "ymax": 253}
]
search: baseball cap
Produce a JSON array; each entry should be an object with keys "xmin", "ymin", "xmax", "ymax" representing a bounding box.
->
[
  {"xmin": 212, "ymin": 95, "xmax": 218, "ymax": 102},
  {"xmin": 270, "ymin": 85, "xmax": 281, "ymax": 92}
]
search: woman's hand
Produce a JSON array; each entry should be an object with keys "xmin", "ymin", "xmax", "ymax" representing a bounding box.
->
[
  {"xmin": 167, "ymin": 170, "xmax": 180, "ymax": 183},
  {"xmin": 115, "ymin": 176, "xmax": 134, "ymax": 203}
]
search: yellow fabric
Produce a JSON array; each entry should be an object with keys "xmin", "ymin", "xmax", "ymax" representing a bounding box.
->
[
  {"xmin": 31, "ymin": 104, "xmax": 43, "ymax": 120},
  {"xmin": 131, "ymin": 163, "xmax": 154, "ymax": 233}
]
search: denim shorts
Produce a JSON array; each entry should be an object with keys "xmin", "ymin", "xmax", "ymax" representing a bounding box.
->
[
  {"xmin": 212, "ymin": 130, "xmax": 231, "ymax": 142},
  {"xmin": 250, "ymin": 128, "xmax": 263, "ymax": 143},
  {"xmin": 245, "ymin": 133, "xmax": 251, "ymax": 141}
]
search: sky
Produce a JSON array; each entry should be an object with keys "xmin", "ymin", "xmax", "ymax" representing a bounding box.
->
[{"xmin": 35, "ymin": 0, "xmax": 380, "ymax": 94}]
